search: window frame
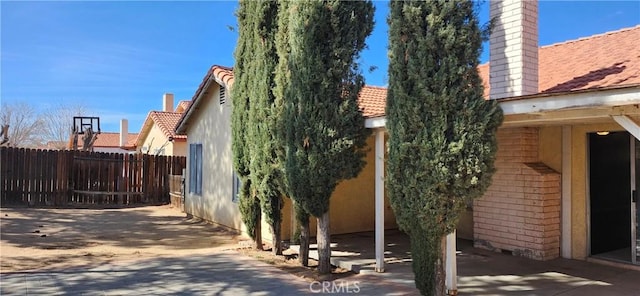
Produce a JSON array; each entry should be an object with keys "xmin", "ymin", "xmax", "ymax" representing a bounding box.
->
[{"xmin": 189, "ymin": 143, "xmax": 203, "ymax": 195}]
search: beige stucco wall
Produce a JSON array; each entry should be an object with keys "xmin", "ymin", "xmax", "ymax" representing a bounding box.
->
[
  {"xmin": 319, "ymin": 134, "xmax": 398, "ymax": 235},
  {"xmin": 539, "ymin": 126, "xmax": 562, "ymax": 173},
  {"xmin": 140, "ymin": 124, "xmax": 170, "ymax": 155},
  {"xmin": 181, "ymin": 82, "xmax": 392, "ymax": 242},
  {"xmin": 278, "ymin": 133, "xmax": 399, "ymax": 238},
  {"xmin": 173, "ymin": 141, "xmax": 187, "ymax": 157},
  {"xmin": 139, "ymin": 124, "xmax": 187, "ymax": 157},
  {"xmin": 260, "ymin": 196, "xmax": 293, "ymax": 242},
  {"xmin": 184, "ymin": 84, "xmax": 245, "ymax": 233}
]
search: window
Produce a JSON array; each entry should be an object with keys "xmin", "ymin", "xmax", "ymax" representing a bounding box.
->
[
  {"xmin": 232, "ymin": 172, "xmax": 241, "ymax": 203},
  {"xmin": 189, "ymin": 143, "xmax": 203, "ymax": 195},
  {"xmin": 219, "ymin": 86, "xmax": 226, "ymax": 105}
]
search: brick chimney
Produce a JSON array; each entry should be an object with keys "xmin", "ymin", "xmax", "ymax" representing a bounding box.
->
[
  {"xmin": 163, "ymin": 93, "xmax": 174, "ymax": 112},
  {"xmin": 119, "ymin": 119, "xmax": 128, "ymax": 147},
  {"xmin": 489, "ymin": 0, "xmax": 538, "ymax": 99}
]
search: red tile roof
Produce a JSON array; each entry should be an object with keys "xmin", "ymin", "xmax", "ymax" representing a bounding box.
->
[
  {"xmin": 213, "ymin": 66, "xmax": 234, "ymax": 88},
  {"xmin": 92, "ymin": 132, "xmax": 138, "ymax": 149},
  {"xmin": 480, "ymin": 25, "xmax": 640, "ymax": 97},
  {"xmin": 358, "ymin": 86, "xmax": 387, "ymax": 118},
  {"xmin": 175, "ymin": 101, "xmax": 191, "ymax": 113},
  {"xmin": 177, "ymin": 65, "xmax": 390, "ymax": 122},
  {"xmin": 136, "ymin": 102, "xmax": 190, "ymax": 147},
  {"xmin": 180, "ymin": 26, "xmax": 640, "ymax": 125},
  {"xmin": 149, "ymin": 111, "xmax": 187, "ymax": 140}
]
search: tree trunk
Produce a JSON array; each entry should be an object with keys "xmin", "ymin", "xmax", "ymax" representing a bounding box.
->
[
  {"xmin": 299, "ymin": 218, "xmax": 310, "ymax": 266},
  {"xmin": 435, "ymin": 235, "xmax": 447, "ymax": 296},
  {"xmin": 271, "ymin": 221, "xmax": 282, "ymax": 255},
  {"xmin": 255, "ymin": 210, "xmax": 263, "ymax": 251},
  {"xmin": 317, "ymin": 210, "xmax": 331, "ymax": 274}
]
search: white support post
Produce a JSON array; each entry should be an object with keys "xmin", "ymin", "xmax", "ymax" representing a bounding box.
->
[
  {"xmin": 612, "ymin": 115, "xmax": 640, "ymax": 141},
  {"xmin": 375, "ymin": 129, "xmax": 385, "ymax": 273},
  {"xmin": 561, "ymin": 126, "xmax": 572, "ymax": 258},
  {"xmin": 445, "ymin": 231, "xmax": 457, "ymax": 295}
]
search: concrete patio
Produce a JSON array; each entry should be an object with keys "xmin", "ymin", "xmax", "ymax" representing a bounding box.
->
[{"xmin": 297, "ymin": 230, "xmax": 640, "ymax": 295}]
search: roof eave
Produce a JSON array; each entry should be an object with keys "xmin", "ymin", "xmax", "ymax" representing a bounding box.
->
[
  {"xmin": 135, "ymin": 114, "xmax": 156, "ymax": 146},
  {"xmin": 364, "ymin": 84, "xmax": 640, "ymax": 129},
  {"xmin": 175, "ymin": 73, "xmax": 215, "ymax": 135},
  {"xmin": 498, "ymin": 84, "xmax": 640, "ymax": 115}
]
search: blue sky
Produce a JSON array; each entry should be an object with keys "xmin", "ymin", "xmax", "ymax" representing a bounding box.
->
[{"xmin": 2, "ymin": 1, "xmax": 639, "ymax": 133}]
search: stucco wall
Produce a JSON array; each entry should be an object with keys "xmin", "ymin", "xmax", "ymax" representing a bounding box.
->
[
  {"xmin": 181, "ymin": 82, "xmax": 391, "ymax": 242},
  {"xmin": 184, "ymin": 84, "xmax": 243, "ymax": 232},
  {"xmin": 323, "ymin": 134, "xmax": 397, "ymax": 235},
  {"xmin": 287, "ymin": 133, "xmax": 398, "ymax": 238},
  {"xmin": 138, "ymin": 124, "xmax": 174, "ymax": 156},
  {"xmin": 173, "ymin": 141, "xmax": 187, "ymax": 157},
  {"xmin": 260, "ymin": 196, "xmax": 293, "ymax": 242},
  {"xmin": 539, "ymin": 126, "xmax": 562, "ymax": 173}
]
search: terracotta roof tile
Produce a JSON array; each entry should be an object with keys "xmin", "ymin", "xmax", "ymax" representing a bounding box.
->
[
  {"xmin": 149, "ymin": 111, "xmax": 187, "ymax": 140},
  {"xmin": 181, "ymin": 26, "xmax": 639, "ymax": 123},
  {"xmin": 175, "ymin": 101, "xmax": 191, "ymax": 113},
  {"xmin": 358, "ymin": 85, "xmax": 387, "ymax": 118},
  {"xmin": 481, "ymin": 25, "xmax": 640, "ymax": 96},
  {"xmin": 212, "ymin": 65, "xmax": 234, "ymax": 88},
  {"xmin": 92, "ymin": 132, "xmax": 138, "ymax": 149},
  {"xmin": 181, "ymin": 65, "xmax": 389, "ymax": 119}
]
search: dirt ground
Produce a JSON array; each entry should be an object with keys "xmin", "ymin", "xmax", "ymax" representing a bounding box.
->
[
  {"xmin": 0, "ymin": 204, "xmax": 352, "ymax": 281},
  {"xmin": 0, "ymin": 205, "xmax": 240, "ymax": 272}
]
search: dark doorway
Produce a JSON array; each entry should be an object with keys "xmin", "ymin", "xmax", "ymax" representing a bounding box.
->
[{"xmin": 589, "ymin": 132, "xmax": 631, "ymax": 257}]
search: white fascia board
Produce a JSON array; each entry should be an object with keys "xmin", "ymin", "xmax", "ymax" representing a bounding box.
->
[
  {"xmin": 365, "ymin": 116, "xmax": 387, "ymax": 129},
  {"xmin": 499, "ymin": 87, "xmax": 640, "ymax": 115},
  {"xmin": 363, "ymin": 87, "xmax": 640, "ymax": 129}
]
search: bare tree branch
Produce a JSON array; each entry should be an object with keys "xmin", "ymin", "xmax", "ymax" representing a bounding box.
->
[
  {"xmin": 0, "ymin": 102, "xmax": 44, "ymax": 148},
  {"xmin": 40, "ymin": 103, "xmax": 88, "ymax": 149}
]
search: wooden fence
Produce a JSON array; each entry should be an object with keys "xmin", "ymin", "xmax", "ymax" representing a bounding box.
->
[
  {"xmin": 168, "ymin": 174, "xmax": 185, "ymax": 211},
  {"xmin": 0, "ymin": 147, "xmax": 186, "ymax": 206}
]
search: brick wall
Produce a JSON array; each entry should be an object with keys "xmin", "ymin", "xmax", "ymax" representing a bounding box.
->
[
  {"xmin": 489, "ymin": 0, "xmax": 538, "ymax": 99},
  {"xmin": 474, "ymin": 127, "xmax": 561, "ymax": 261}
]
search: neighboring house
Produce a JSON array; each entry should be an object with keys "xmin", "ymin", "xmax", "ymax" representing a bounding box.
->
[
  {"xmin": 36, "ymin": 123, "xmax": 137, "ymax": 153},
  {"xmin": 136, "ymin": 93, "xmax": 190, "ymax": 156},
  {"xmin": 35, "ymin": 117, "xmax": 140, "ymax": 152},
  {"xmin": 91, "ymin": 132, "xmax": 138, "ymax": 153},
  {"xmin": 177, "ymin": 0, "xmax": 640, "ymax": 269},
  {"xmin": 72, "ymin": 119, "xmax": 137, "ymax": 153}
]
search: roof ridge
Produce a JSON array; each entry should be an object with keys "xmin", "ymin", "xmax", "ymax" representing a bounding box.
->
[
  {"xmin": 99, "ymin": 131, "xmax": 139, "ymax": 135},
  {"xmin": 212, "ymin": 64, "xmax": 233, "ymax": 71},
  {"xmin": 541, "ymin": 24, "xmax": 640, "ymax": 49},
  {"xmin": 363, "ymin": 85, "xmax": 388, "ymax": 90},
  {"xmin": 151, "ymin": 110, "xmax": 182, "ymax": 115}
]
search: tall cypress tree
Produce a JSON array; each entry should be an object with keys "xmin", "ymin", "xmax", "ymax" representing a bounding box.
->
[
  {"xmin": 283, "ymin": 0, "xmax": 374, "ymax": 274},
  {"xmin": 247, "ymin": 0, "xmax": 286, "ymax": 256},
  {"xmin": 386, "ymin": 1, "xmax": 502, "ymax": 295},
  {"xmin": 232, "ymin": 0, "xmax": 262, "ymax": 250},
  {"xmin": 273, "ymin": 0, "xmax": 312, "ymax": 266}
]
